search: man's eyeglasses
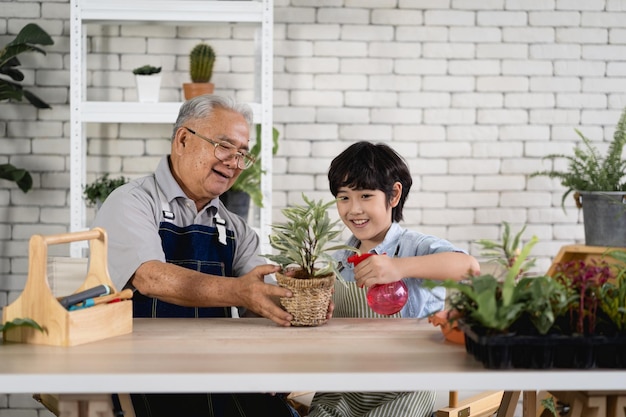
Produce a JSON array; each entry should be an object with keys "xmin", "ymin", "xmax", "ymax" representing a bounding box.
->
[{"xmin": 183, "ymin": 127, "xmax": 256, "ymax": 170}]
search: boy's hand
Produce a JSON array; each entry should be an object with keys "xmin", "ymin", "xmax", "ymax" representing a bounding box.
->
[{"xmin": 352, "ymin": 254, "xmax": 401, "ymax": 289}]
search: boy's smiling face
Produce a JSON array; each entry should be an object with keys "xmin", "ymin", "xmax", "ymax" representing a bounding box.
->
[{"xmin": 335, "ymin": 183, "xmax": 401, "ymax": 252}]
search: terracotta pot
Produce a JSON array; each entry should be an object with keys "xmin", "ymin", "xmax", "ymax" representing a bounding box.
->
[
  {"xmin": 429, "ymin": 310, "xmax": 465, "ymax": 345},
  {"xmin": 275, "ymin": 271, "xmax": 335, "ymax": 327},
  {"xmin": 183, "ymin": 82, "xmax": 215, "ymax": 100}
]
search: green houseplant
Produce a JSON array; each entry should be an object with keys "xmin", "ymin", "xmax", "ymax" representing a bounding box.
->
[
  {"xmin": 183, "ymin": 43, "xmax": 216, "ymax": 99},
  {"xmin": 430, "ymin": 223, "xmax": 569, "ymax": 336},
  {"xmin": 133, "ymin": 65, "xmax": 162, "ymax": 103},
  {"xmin": 531, "ymin": 106, "xmax": 626, "ymax": 247},
  {"xmin": 132, "ymin": 65, "xmax": 161, "ymax": 76},
  {"xmin": 83, "ymin": 174, "xmax": 128, "ymax": 208},
  {"xmin": 0, "ymin": 23, "xmax": 54, "ymax": 192},
  {"xmin": 599, "ymin": 250, "xmax": 626, "ymax": 333},
  {"xmin": 262, "ymin": 195, "xmax": 358, "ymax": 326},
  {"xmin": 221, "ymin": 124, "xmax": 280, "ymax": 218},
  {"xmin": 430, "ymin": 223, "xmax": 626, "ymax": 369}
]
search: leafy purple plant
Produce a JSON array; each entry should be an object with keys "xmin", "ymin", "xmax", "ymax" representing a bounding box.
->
[{"xmin": 553, "ymin": 259, "xmax": 614, "ymax": 334}]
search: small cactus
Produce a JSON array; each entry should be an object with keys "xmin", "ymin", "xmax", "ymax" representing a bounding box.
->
[{"xmin": 189, "ymin": 43, "xmax": 216, "ymax": 83}]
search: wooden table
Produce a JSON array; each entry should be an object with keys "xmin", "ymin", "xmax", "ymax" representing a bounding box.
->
[{"xmin": 2, "ymin": 318, "xmax": 626, "ymax": 416}]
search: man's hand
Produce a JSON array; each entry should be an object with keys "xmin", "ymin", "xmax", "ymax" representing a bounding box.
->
[{"xmin": 238, "ymin": 264, "xmax": 294, "ymax": 326}]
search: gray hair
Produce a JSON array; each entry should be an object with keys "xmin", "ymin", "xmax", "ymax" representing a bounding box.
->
[{"xmin": 172, "ymin": 94, "xmax": 253, "ymax": 140}]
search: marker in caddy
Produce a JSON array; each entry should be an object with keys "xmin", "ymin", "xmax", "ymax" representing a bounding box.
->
[
  {"xmin": 59, "ymin": 284, "xmax": 111, "ymax": 309},
  {"xmin": 68, "ymin": 288, "xmax": 134, "ymax": 311}
]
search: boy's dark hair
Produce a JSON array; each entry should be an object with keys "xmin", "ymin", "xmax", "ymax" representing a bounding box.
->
[{"xmin": 328, "ymin": 141, "xmax": 412, "ymax": 222}]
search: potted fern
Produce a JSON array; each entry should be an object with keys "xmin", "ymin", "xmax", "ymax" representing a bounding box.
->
[
  {"xmin": 262, "ymin": 195, "xmax": 358, "ymax": 326},
  {"xmin": 183, "ymin": 43, "xmax": 216, "ymax": 99},
  {"xmin": 531, "ymin": 106, "xmax": 626, "ymax": 247},
  {"xmin": 133, "ymin": 64, "xmax": 162, "ymax": 103}
]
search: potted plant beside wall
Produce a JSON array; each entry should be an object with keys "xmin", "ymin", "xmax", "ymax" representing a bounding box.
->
[
  {"xmin": 221, "ymin": 124, "xmax": 279, "ymax": 220},
  {"xmin": 0, "ymin": 23, "xmax": 53, "ymax": 192},
  {"xmin": 183, "ymin": 43, "xmax": 216, "ymax": 100},
  {"xmin": 531, "ymin": 106, "xmax": 626, "ymax": 247},
  {"xmin": 133, "ymin": 64, "xmax": 162, "ymax": 103},
  {"xmin": 262, "ymin": 195, "xmax": 358, "ymax": 327},
  {"xmin": 83, "ymin": 174, "xmax": 128, "ymax": 209}
]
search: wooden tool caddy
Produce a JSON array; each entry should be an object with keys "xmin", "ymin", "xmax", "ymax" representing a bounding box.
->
[{"xmin": 2, "ymin": 228, "xmax": 132, "ymax": 346}]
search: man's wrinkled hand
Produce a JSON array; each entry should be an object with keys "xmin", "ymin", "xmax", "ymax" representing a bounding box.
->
[{"xmin": 240, "ymin": 265, "xmax": 293, "ymax": 326}]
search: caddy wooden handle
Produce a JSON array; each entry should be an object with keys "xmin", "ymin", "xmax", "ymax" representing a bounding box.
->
[
  {"xmin": 38, "ymin": 228, "xmax": 104, "ymax": 246},
  {"xmin": 24, "ymin": 227, "xmax": 113, "ymax": 295}
]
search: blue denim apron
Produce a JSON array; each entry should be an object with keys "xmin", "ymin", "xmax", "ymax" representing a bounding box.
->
[
  {"xmin": 131, "ymin": 221, "xmax": 235, "ymax": 318},
  {"xmin": 126, "ymin": 188, "xmax": 299, "ymax": 417}
]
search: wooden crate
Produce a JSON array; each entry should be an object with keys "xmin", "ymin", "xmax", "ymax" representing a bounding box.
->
[
  {"xmin": 547, "ymin": 245, "xmax": 626, "ymax": 277},
  {"xmin": 2, "ymin": 228, "xmax": 132, "ymax": 346}
]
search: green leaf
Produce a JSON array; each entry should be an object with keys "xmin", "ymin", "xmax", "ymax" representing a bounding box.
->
[
  {"xmin": 0, "ymin": 317, "xmax": 45, "ymax": 334},
  {"xmin": 0, "ymin": 163, "xmax": 33, "ymax": 192}
]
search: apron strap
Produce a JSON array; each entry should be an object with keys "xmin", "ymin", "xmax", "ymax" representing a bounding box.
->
[
  {"xmin": 214, "ymin": 212, "xmax": 227, "ymax": 245},
  {"xmin": 156, "ymin": 177, "xmax": 227, "ymax": 246},
  {"xmin": 156, "ymin": 180, "xmax": 175, "ymax": 222}
]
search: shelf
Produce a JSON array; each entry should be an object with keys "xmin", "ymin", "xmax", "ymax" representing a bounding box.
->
[
  {"xmin": 81, "ymin": 102, "xmax": 261, "ymax": 124},
  {"xmin": 70, "ymin": 0, "xmax": 274, "ymax": 257},
  {"xmin": 80, "ymin": 0, "xmax": 264, "ymax": 23}
]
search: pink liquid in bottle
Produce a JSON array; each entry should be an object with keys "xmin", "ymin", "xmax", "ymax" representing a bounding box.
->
[{"xmin": 347, "ymin": 253, "xmax": 408, "ymax": 316}]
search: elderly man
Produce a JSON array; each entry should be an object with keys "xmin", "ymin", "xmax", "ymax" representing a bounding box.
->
[{"xmin": 93, "ymin": 95, "xmax": 299, "ymax": 417}]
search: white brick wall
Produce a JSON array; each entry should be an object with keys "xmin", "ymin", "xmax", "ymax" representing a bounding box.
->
[{"xmin": 1, "ymin": 0, "xmax": 626, "ymax": 412}]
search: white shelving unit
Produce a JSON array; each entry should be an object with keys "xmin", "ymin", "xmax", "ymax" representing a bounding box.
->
[{"xmin": 69, "ymin": 0, "xmax": 273, "ymax": 257}]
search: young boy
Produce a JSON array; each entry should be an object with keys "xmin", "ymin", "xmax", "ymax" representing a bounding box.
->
[{"xmin": 307, "ymin": 141, "xmax": 479, "ymax": 417}]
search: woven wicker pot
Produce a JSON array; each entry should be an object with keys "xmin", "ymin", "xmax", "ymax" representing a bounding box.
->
[{"xmin": 276, "ymin": 271, "xmax": 335, "ymax": 327}]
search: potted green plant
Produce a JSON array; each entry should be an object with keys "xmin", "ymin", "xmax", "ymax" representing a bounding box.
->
[
  {"xmin": 262, "ymin": 194, "xmax": 358, "ymax": 326},
  {"xmin": 430, "ymin": 223, "xmax": 626, "ymax": 369},
  {"xmin": 599, "ymin": 250, "xmax": 626, "ymax": 334},
  {"xmin": 0, "ymin": 23, "xmax": 54, "ymax": 192},
  {"xmin": 221, "ymin": 124, "xmax": 280, "ymax": 219},
  {"xmin": 132, "ymin": 64, "xmax": 162, "ymax": 103},
  {"xmin": 183, "ymin": 42, "xmax": 216, "ymax": 99},
  {"xmin": 431, "ymin": 224, "xmax": 563, "ymax": 336},
  {"xmin": 83, "ymin": 174, "xmax": 128, "ymax": 208},
  {"xmin": 531, "ymin": 106, "xmax": 626, "ymax": 247}
]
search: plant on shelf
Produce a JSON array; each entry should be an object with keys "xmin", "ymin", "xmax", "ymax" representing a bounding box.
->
[
  {"xmin": 83, "ymin": 174, "xmax": 128, "ymax": 208},
  {"xmin": 262, "ymin": 194, "xmax": 358, "ymax": 326},
  {"xmin": 132, "ymin": 65, "xmax": 161, "ymax": 76},
  {"xmin": 530, "ymin": 106, "xmax": 626, "ymax": 247},
  {"xmin": 132, "ymin": 64, "xmax": 162, "ymax": 103},
  {"xmin": 183, "ymin": 43, "xmax": 216, "ymax": 100},
  {"xmin": 0, "ymin": 23, "xmax": 54, "ymax": 193},
  {"xmin": 221, "ymin": 124, "xmax": 280, "ymax": 219}
]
